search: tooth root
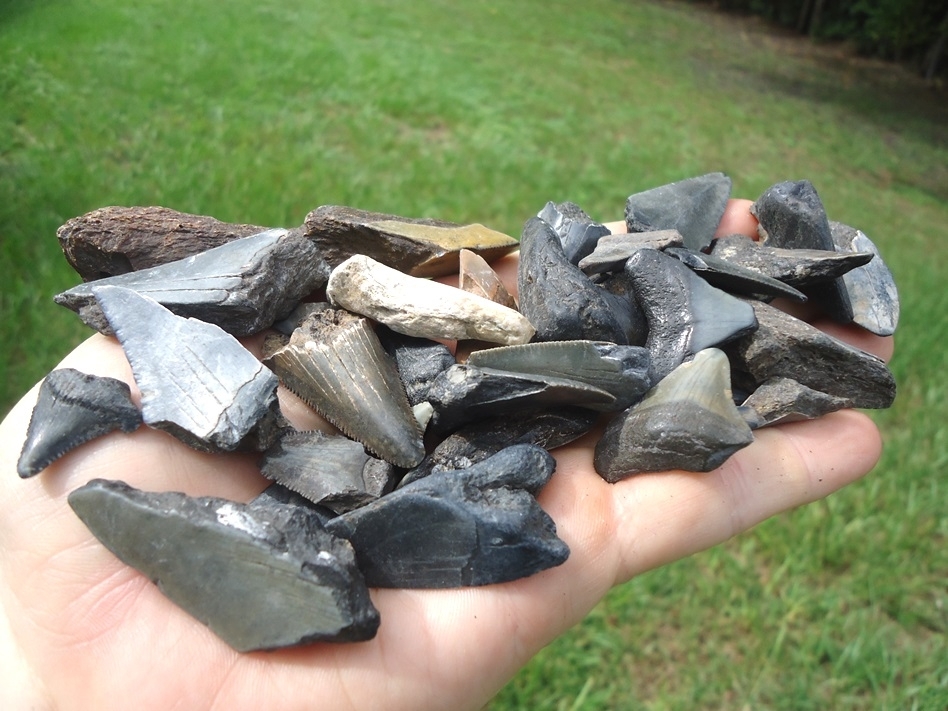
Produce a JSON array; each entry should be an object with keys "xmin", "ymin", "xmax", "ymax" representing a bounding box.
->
[{"xmin": 263, "ymin": 309, "xmax": 425, "ymax": 469}]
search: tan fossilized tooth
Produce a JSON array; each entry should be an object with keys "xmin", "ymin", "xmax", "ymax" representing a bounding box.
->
[
  {"xmin": 263, "ymin": 309, "xmax": 425, "ymax": 468},
  {"xmin": 458, "ymin": 248, "xmax": 517, "ymax": 309},
  {"xmin": 327, "ymin": 254, "xmax": 535, "ymax": 346}
]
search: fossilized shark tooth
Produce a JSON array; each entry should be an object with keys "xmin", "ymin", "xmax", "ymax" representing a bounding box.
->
[
  {"xmin": 537, "ymin": 200, "xmax": 611, "ymax": 265},
  {"xmin": 57, "ymin": 205, "xmax": 271, "ymax": 281},
  {"xmin": 327, "ymin": 254, "xmax": 535, "ymax": 346},
  {"xmin": 247, "ymin": 482, "xmax": 336, "ymax": 527},
  {"xmin": 458, "ymin": 248, "xmax": 517, "ymax": 309},
  {"xmin": 664, "ymin": 247, "xmax": 807, "ymax": 302},
  {"xmin": 399, "ymin": 407, "xmax": 598, "ymax": 488},
  {"xmin": 625, "ymin": 248, "xmax": 758, "ymax": 383},
  {"xmin": 17, "ymin": 368, "xmax": 142, "ymax": 477},
  {"xmin": 427, "ymin": 363, "xmax": 616, "ymax": 433},
  {"xmin": 68, "ymin": 478, "xmax": 379, "ymax": 651},
  {"xmin": 260, "ymin": 429, "xmax": 397, "ymax": 514},
  {"xmin": 723, "ymin": 299, "xmax": 896, "ymax": 409},
  {"xmin": 594, "ymin": 348, "xmax": 754, "ymax": 482},
  {"xmin": 325, "ymin": 445, "xmax": 568, "ymax": 587},
  {"xmin": 55, "ymin": 229, "xmax": 329, "ymax": 337},
  {"xmin": 709, "ymin": 233, "xmax": 873, "ymax": 287},
  {"xmin": 376, "ymin": 327, "xmax": 457, "ymax": 406},
  {"xmin": 577, "ymin": 229, "xmax": 684, "ymax": 275},
  {"xmin": 751, "ymin": 180, "xmax": 835, "ymax": 251},
  {"xmin": 518, "ymin": 216, "xmax": 636, "ymax": 344},
  {"xmin": 92, "ymin": 285, "xmax": 280, "ymax": 452},
  {"xmin": 262, "ymin": 308, "xmax": 425, "ymax": 468},
  {"xmin": 467, "ymin": 340, "xmax": 651, "ymax": 411},
  {"xmin": 303, "ymin": 205, "xmax": 519, "ymax": 278},
  {"xmin": 624, "ymin": 173, "xmax": 732, "ymax": 252},
  {"xmin": 742, "ymin": 376, "xmax": 854, "ymax": 427}
]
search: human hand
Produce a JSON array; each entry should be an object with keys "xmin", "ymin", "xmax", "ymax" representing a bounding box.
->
[{"xmin": 0, "ymin": 200, "xmax": 893, "ymax": 710}]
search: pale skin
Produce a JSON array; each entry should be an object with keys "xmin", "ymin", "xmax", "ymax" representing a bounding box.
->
[{"xmin": 0, "ymin": 200, "xmax": 894, "ymax": 710}]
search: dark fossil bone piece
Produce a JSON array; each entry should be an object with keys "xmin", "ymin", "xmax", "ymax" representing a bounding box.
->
[
  {"xmin": 742, "ymin": 377, "xmax": 854, "ymax": 427},
  {"xmin": 262, "ymin": 308, "xmax": 425, "ymax": 468},
  {"xmin": 260, "ymin": 430, "xmax": 397, "ymax": 514},
  {"xmin": 594, "ymin": 348, "xmax": 754, "ymax": 482},
  {"xmin": 624, "ymin": 172, "xmax": 732, "ymax": 252},
  {"xmin": 709, "ymin": 233, "xmax": 873, "ymax": 287},
  {"xmin": 664, "ymin": 246, "xmax": 807, "ymax": 302},
  {"xmin": 92, "ymin": 285, "xmax": 281, "ymax": 452},
  {"xmin": 55, "ymin": 229, "xmax": 329, "ymax": 337},
  {"xmin": 625, "ymin": 248, "xmax": 758, "ymax": 383},
  {"xmin": 537, "ymin": 200, "xmax": 611, "ymax": 265},
  {"xmin": 68, "ymin": 478, "xmax": 380, "ymax": 651},
  {"xmin": 303, "ymin": 205, "xmax": 519, "ymax": 278},
  {"xmin": 325, "ymin": 445, "xmax": 568, "ymax": 587},
  {"xmin": 377, "ymin": 327, "xmax": 457, "ymax": 407},
  {"xmin": 577, "ymin": 229, "xmax": 684, "ymax": 275},
  {"xmin": 518, "ymin": 216, "xmax": 636, "ymax": 344},
  {"xmin": 724, "ymin": 299, "xmax": 896, "ymax": 409},
  {"xmin": 17, "ymin": 368, "xmax": 141, "ymax": 477},
  {"xmin": 57, "ymin": 205, "xmax": 271, "ymax": 282},
  {"xmin": 467, "ymin": 340, "xmax": 651, "ymax": 411}
]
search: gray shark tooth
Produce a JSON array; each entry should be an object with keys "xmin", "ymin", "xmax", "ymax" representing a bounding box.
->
[
  {"xmin": 247, "ymin": 483, "xmax": 337, "ymax": 527},
  {"xmin": 467, "ymin": 340, "xmax": 652, "ymax": 411},
  {"xmin": 594, "ymin": 348, "xmax": 754, "ymax": 482},
  {"xmin": 325, "ymin": 445, "xmax": 568, "ymax": 588},
  {"xmin": 427, "ymin": 363, "xmax": 616, "ymax": 433},
  {"xmin": 56, "ymin": 229, "xmax": 329, "ymax": 337},
  {"xmin": 261, "ymin": 429, "xmax": 397, "ymax": 514},
  {"xmin": 624, "ymin": 173, "xmax": 732, "ymax": 252},
  {"xmin": 327, "ymin": 254, "xmax": 534, "ymax": 345},
  {"xmin": 57, "ymin": 205, "xmax": 271, "ymax": 281},
  {"xmin": 577, "ymin": 229, "xmax": 685, "ymax": 275},
  {"xmin": 376, "ymin": 326, "xmax": 457, "ymax": 406},
  {"xmin": 536, "ymin": 200, "xmax": 611, "ymax": 265},
  {"xmin": 518, "ymin": 216, "xmax": 634, "ymax": 344},
  {"xmin": 458, "ymin": 248, "xmax": 517, "ymax": 309},
  {"xmin": 17, "ymin": 368, "xmax": 141, "ymax": 477},
  {"xmin": 625, "ymin": 248, "xmax": 758, "ymax": 383},
  {"xmin": 262, "ymin": 309, "xmax": 425, "ymax": 468},
  {"xmin": 742, "ymin": 377, "xmax": 854, "ymax": 428},
  {"xmin": 399, "ymin": 407, "xmax": 598, "ymax": 488},
  {"xmin": 751, "ymin": 180, "xmax": 835, "ymax": 251},
  {"xmin": 92, "ymin": 285, "xmax": 280, "ymax": 452},
  {"xmin": 724, "ymin": 299, "xmax": 896, "ymax": 408},
  {"xmin": 821, "ymin": 221, "xmax": 899, "ymax": 336},
  {"xmin": 709, "ymin": 233, "xmax": 874, "ymax": 287},
  {"xmin": 68, "ymin": 479, "xmax": 379, "ymax": 651},
  {"xmin": 664, "ymin": 247, "xmax": 808, "ymax": 302},
  {"xmin": 303, "ymin": 205, "xmax": 519, "ymax": 278}
]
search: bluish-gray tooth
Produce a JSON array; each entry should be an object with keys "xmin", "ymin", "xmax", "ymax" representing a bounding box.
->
[
  {"xmin": 427, "ymin": 363, "xmax": 616, "ymax": 433},
  {"xmin": 518, "ymin": 216, "xmax": 632, "ymax": 343},
  {"xmin": 723, "ymin": 299, "xmax": 896, "ymax": 409},
  {"xmin": 577, "ymin": 229, "xmax": 684, "ymax": 275},
  {"xmin": 664, "ymin": 246, "xmax": 808, "ymax": 302},
  {"xmin": 467, "ymin": 340, "xmax": 651, "ymax": 411},
  {"xmin": 624, "ymin": 248, "xmax": 758, "ymax": 383},
  {"xmin": 92, "ymin": 285, "xmax": 280, "ymax": 452},
  {"xmin": 750, "ymin": 180, "xmax": 836, "ymax": 251},
  {"xmin": 624, "ymin": 172, "xmax": 732, "ymax": 252},
  {"xmin": 594, "ymin": 348, "xmax": 754, "ymax": 482},
  {"xmin": 68, "ymin": 478, "xmax": 379, "ymax": 651},
  {"xmin": 17, "ymin": 368, "xmax": 141, "ymax": 477},
  {"xmin": 742, "ymin": 376, "xmax": 854, "ymax": 428},
  {"xmin": 325, "ymin": 445, "xmax": 568, "ymax": 588},
  {"xmin": 262, "ymin": 308, "xmax": 425, "ymax": 469},
  {"xmin": 260, "ymin": 430, "xmax": 397, "ymax": 514},
  {"xmin": 537, "ymin": 200, "xmax": 611, "ymax": 265},
  {"xmin": 709, "ymin": 233, "xmax": 874, "ymax": 287},
  {"xmin": 56, "ymin": 229, "xmax": 329, "ymax": 337}
]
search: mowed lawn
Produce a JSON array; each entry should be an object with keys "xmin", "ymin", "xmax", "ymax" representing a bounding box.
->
[{"xmin": 1, "ymin": 0, "xmax": 946, "ymax": 708}]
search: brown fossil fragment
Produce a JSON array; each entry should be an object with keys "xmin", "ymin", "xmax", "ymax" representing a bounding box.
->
[
  {"xmin": 58, "ymin": 206, "xmax": 272, "ymax": 281},
  {"xmin": 458, "ymin": 248, "xmax": 517, "ymax": 309}
]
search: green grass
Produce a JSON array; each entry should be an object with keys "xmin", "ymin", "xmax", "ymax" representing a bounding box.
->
[{"xmin": 2, "ymin": 0, "xmax": 946, "ymax": 708}]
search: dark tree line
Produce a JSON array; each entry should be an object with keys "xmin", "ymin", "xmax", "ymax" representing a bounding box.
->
[{"xmin": 692, "ymin": 0, "xmax": 948, "ymax": 78}]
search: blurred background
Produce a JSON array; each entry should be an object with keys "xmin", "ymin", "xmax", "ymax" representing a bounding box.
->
[{"xmin": 2, "ymin": 0, "xmax": 945, "ymax": 707}]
